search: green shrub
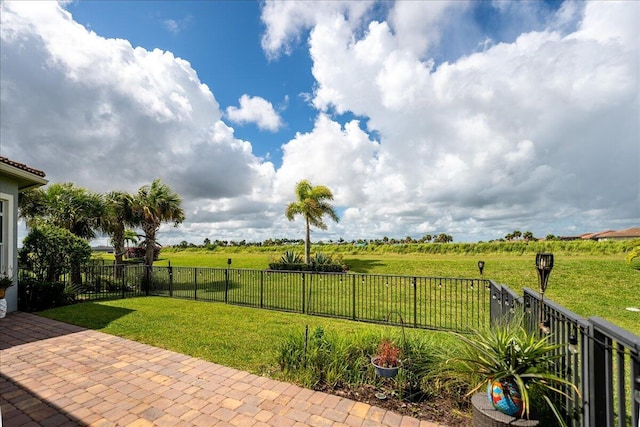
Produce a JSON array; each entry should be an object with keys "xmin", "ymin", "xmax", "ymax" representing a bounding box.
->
[
  {"xmin": 18, "ymin": 277, "xmax": 77, "ymax": 312},
  {"xmin": 92, "ymin": 275, "xmax": 121, "ymax": 292},
  {"xmin": 18, "ymin": 224, "xmax": 92, "ymax": 282},
  {"xmin": 626, "ymin": 245, "xmax": 640, "ymax": 269},
  {"xmin": 276, "ymin": 326, "xmax": 456, "ymax": 401},
  {"xmin": 277, "ymin": 326, "xmax": 373, "ymax": 388}
]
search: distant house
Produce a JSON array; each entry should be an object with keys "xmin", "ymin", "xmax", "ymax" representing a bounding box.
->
[
  {"xmin": 92, "ymin": 246, "xmax": 115, "ymax": 253},
  {"xmin": 579, "ymin": 230, "xmax": 615, "ymax": 240},
  {"xmin": 586, "ymin": 227, "xmax": 640, "ymax": 241},
  {"xmin": 0, "ymin": 156, "xmax": 48, "ymax": 313}
]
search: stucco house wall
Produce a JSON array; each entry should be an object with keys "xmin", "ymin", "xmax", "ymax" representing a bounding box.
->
[{"xmin": 0, "ymin": 157, "xmax": 47, "ymax": 313}]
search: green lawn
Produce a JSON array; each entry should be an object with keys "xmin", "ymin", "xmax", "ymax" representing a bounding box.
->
[
  {"xmin": 96, "ymin": 249, "xmax": 640, "ymax": 334},
  {"xmin": 39, "ymin": 297, "xmax": 454, "ymax": 375}
]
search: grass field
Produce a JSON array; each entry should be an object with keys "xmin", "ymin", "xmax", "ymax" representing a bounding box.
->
[
  {"xmin": 95, "ymin": 246, "xmax": 640, "ymax": 335},
  {"xmin": 39, "ymin": 297, "xmax": 454, "ymax": 375}
]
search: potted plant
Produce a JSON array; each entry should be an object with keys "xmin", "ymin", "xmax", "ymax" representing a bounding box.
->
[
  {"xmin": 0, "ymin": 271, "xmax": 13, "ymax": 319},
  {"xmin": 371, "ymin": 338, "xmax": 402, "ymax": 378},
  {"xmin": 446, "ymin": 315, "xmax": 580, "ymax": 426},
  {"xmin": 0, "ymin": 271, "xmax": 13, "ymax": 299}
]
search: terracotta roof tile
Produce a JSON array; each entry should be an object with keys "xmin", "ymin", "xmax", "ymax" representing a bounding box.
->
[
  {"xmin": 0, "ymin": 156, "xmax": 46, "ymax": 177},
  {"xmin": 598, "ymin": 227, "xmax": 640, "ymax": 238}
]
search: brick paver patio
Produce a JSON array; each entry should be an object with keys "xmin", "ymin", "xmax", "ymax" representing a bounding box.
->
[{"xmin": 0, "ymin": 312, "xmax": 445, "ymax": 426}]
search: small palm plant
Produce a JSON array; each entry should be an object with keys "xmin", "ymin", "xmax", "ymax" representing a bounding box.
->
[{"xmin": 445, "ymin": 314, "xmax": 580, "ymax": 426}]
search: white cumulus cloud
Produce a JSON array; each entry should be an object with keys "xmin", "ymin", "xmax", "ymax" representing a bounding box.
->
[
  {"xmin": 226, "ymin": 95, "xmax": 284, "ymax": 132},
  {"xmin": 1, "ymin": 1, "xmax": 276, "ymax": 244},
  {"xmin": 269, "ymin": 0, "xmax": 639, "ymax": 239},
  {"xmin": 2, "ymin": 0, "xmax": 638, "ymax": 246}
]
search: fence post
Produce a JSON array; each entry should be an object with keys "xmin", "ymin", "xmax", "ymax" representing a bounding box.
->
[
  {"xmin": 121, "ymin": 265, "xmax": 125, "ymax": 299},
  {"xmin": 413, "ymin": 277, "xmax": 417, "ymax": 328},
  {"xmin": 590, "ymin": 328, "xmax": 612, "ymax": 426},
  {"xmin": 489, "ymin": 281, "xmax": 501, "ymax": 325},
  {"xmin": 352, "ymin": 274, "xmax": 356, "ymax": 320},
  {"xmin": 260, "ymin": 270, "xmax": 264, "ymax": 308},
  {"xmin": 224, "ymin": 267, "xmax": 229, "ymax": 303},
  {"xmin": 145, "ymin": 265, "xmax": 150, "ymax": 296},
  {"xmin": 634, "ymin": 375, "xmax": 640, "ymax": 427},
  {"xmin": 194, "ymin": 268, "xmax": 198, "ymax": 300},
  {"xmin": 169, "ymin": 263, "xmax": 173, "ymax": 297},
  {"xmin": 301, "ymin": 273, "xmax": 306, "ymax": 314}
]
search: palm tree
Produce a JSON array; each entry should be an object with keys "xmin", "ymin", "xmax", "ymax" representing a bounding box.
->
[
  {"xmin": 285, "ymin": 180, "xmax": 339, "ymax": 264},
  {"xmin": 19, "ymin": 182, "xmax": 104, "ymax": 239},
  {"xmin": 124, "ymin": 229, "xmax": 139, "ymax": 250},
  {"xmin": 135, "ymin": 179, "xmax": 185, "ymax": 267},
  {"xmin": 101, "ymin": 191, "xmax": 137, "ymax": 271}
]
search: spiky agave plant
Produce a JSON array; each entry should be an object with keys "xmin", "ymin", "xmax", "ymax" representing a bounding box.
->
[
  {"xmin": 312, "ymin": 252, "xmax": 332, "ymax": 265},
  {"xmin": 280, "ymin": 250, "xmax": 303, "ymax": 264},
  {"xmin": 446, "ymin": 314, "xmax": 580, "ymax": 426}
]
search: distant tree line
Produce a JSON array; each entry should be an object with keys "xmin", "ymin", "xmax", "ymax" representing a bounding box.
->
[{"xmin": 172, "ymin": 233, "xmax": 457, "ymax": 249}]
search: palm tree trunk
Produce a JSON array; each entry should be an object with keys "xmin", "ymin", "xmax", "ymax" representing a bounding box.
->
[
  {"xmin": 305, "ymin": 217, "xmax": 311, "ymax": 264},
  {"xmin": 113, "ymin": 230, "xmax": 125, "ymax": 279},
  {"xmin": 142, "ymin": 224, "xmax": 156, "ymax": 268},
  {"xmin": 145, "ymin": 241, "xmax": 155, "ymax": 268}
]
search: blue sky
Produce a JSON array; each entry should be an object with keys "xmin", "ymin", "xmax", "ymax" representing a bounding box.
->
[
  {"xmin": 1, "ymin": 1, "xmax": 638, "ymax": 245},
  {"xmin": 65, "ymin": 0, "xmax": 566, "ymax": 167},
  {"xmin": 68, "ymin": 0, "xmax": 317, "ymax": 166}
]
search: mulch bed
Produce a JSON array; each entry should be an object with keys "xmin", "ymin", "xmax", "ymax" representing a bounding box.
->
[{"xmin": 323, "ymin": 383, "xmax": 473, "ymax": 426}]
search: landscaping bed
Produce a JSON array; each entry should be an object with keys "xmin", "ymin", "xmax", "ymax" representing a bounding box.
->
[{"xmin": 330, "ymin": 383, "xmax": 471, "ymax": 426}]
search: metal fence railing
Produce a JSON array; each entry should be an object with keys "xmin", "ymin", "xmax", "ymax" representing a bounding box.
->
[
  {"xmin": 149, "ymin": 266, "xmax": 491, "ymax": 331},
  {"xmin": 19, "ymin": 264, "xmax": 491, "ymax": 332}
]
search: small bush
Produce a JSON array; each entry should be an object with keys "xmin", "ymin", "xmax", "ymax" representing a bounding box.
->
[
  {"xmin": 276, "ymin": 326, "xmax": 453, "ymax": 399},
  {"xmin": 92, "ymin": 275, "xmax": 121, "ymax": 292},
  {"xmin": 18, "ymin": 277, "xmax": 77, "ymax": 312},
  {"xmin": 278, "ymin": 326, "xmax": 373, "ymax": 389}
]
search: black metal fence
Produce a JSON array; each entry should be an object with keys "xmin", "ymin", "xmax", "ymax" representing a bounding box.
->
[
  {"xmin": 19, "ymin": 263, "xmax": 491, "ymax": 332},
  {"xmin": 145, "ymin": 265, "xmax": 490, "ymax": 331},
  {"xmin": 491, "ymin": 283, "xmax": 640, "ymax": 427}
]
